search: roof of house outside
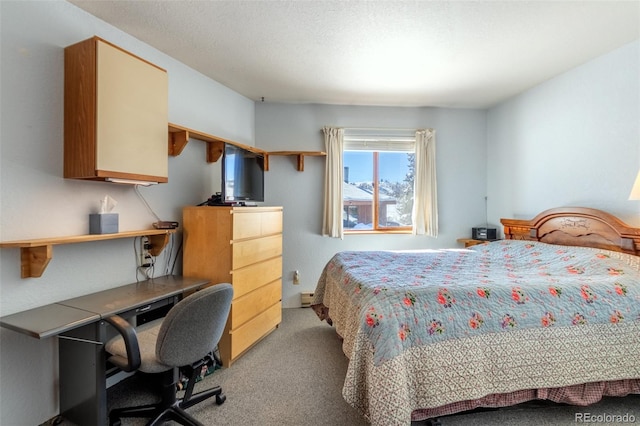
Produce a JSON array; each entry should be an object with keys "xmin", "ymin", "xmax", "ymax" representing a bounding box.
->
[{"xmin": 343, "ymin": 182, "xmax": 395, "ymax": 203}]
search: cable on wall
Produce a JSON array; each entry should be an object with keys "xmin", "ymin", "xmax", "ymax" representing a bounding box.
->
[
  {"xmin": 162, "ymin": 233, "xmax": 175, "ymax": 276},
  {"xmin": 169, "ymin": 239, "xmax": 183, "ymax": 276},
  {"xmin": 134, "ymin": 184, "xmax": 162, "ymax": 222},
  {"xmin": 134, "ymin": 236, "xmax": 156, "ymax": 282}
]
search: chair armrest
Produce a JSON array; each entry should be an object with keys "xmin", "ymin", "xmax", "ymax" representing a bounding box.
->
[{"xmin": 104, "ymin": 315, "xmax": 141, "ymax": 372}]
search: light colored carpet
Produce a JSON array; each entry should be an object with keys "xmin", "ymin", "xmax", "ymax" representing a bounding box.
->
[
  {"xmin": 52, "ymin": 307, "xmax": 640, "ymax": 425},
  {"xmin": 106, "ymin": 307, "xmax": 368, "ymax": 426}
]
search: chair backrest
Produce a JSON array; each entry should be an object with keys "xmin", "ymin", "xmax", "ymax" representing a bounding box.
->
[{"xmin": 155, "ymin": 283, "xmax": 233, "ymax": 367}]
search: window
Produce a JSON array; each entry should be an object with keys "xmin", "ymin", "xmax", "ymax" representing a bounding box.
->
[
  {"xmin": 343, "ymin": 133, "xmax": 415, "ymax": 232},
  {"xmin": 322, "ymin": 126, "xmax": 437, "ymax": 238}
]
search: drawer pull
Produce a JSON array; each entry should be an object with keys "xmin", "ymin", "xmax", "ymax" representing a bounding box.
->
[{"xmin": 136, "ymin": 305, "xmax": 152, "ymax": 313}]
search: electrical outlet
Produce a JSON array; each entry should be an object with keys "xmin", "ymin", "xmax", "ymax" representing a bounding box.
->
[
  {"xmin": 139, "ymin": 236, "xmax": 152, "ymax": 267},
  {"xmin": 293, "ymin": 270, "xmax": 300, "ymax": 285}
]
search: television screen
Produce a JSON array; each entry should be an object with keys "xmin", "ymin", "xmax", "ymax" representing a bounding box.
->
[{"xmin": 222, "ymin": 144, "xmax": 265, "ymax": 203}]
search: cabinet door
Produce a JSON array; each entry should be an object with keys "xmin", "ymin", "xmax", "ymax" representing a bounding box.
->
[{"xmin": 96, "ymin": 41, "xmax": 168, "ymax": 179}]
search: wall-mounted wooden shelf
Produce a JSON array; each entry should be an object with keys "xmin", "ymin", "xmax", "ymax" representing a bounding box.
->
[
  {"xmin": 0, "ymin": 229, "xmax": 175, "ymax": 278},
  {"xmin": 168, "ymin": 123, "xmax": 326, "ymax": 171},
  {"xmin": 168, "ymin": 123, "xmax": 264, "ymax": 163},
  {"xmin": 267, "ymin": 151, "xmax": 327, "ymax": 171}
]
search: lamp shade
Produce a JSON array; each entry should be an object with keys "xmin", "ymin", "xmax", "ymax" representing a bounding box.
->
[{"xmin": 630, "ymin": 170, "xmax": 640, "ymax": 200}]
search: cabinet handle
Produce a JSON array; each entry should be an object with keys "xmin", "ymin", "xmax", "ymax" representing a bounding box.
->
[{"xmin": 136, "ymin": 305, "xmax": 151, "ymax": 313}]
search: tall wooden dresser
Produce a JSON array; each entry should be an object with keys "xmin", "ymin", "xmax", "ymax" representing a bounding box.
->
[{"xmin": 182, "ymin": 206, "xmax": 283, "ymax": 366}]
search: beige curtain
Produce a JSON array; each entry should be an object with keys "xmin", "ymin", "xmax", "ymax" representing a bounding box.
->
[
  {"xmin": 322, "ymin": 127, "xmax": 344, "ymax": 238},
  {"xmin": 412, "ymin": 129, "xmax": 438, "ymax": 236}
]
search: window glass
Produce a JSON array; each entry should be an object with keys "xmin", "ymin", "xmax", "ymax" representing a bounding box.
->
[
  {"xmin": 378, "ymin": 152, "xmax": 414, "ymax": 229},
  {"xmin": 343, "ymin": 151, "xmax": 373, "ymax": 230},
  {"xmin": 343, "ymin": 150, "xmax": 414, "ymax": 231}
]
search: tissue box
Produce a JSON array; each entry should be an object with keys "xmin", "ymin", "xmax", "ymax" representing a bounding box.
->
[{"xmin": 89, "ymin": 213, "xmax": 119, "ymax": 234}]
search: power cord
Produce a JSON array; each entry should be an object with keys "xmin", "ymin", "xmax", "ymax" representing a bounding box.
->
[
  {"xmin": 163, "ymin": 233, "xmax": 175, "ymax": 276},
  {"xmin": 134, "ymin": 236, "xmax": 156, "ymax": 282},
  {"xmin": 133, "ymin": 185, "xmax": 180, "ymax": 278},
  {"xmin": 169, "ymin": 239, "xmax": 183, "ymax": 275},
  {"xmin": 134, "ymin": 184, "xmax": 162, "ymax": 222}
]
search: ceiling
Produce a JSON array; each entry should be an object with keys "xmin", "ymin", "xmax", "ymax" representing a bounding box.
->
[{"xmin": 69, "ymin": 0, "xmax": 640, "ymax": 108}]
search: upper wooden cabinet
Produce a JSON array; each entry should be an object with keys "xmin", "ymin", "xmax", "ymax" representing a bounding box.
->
[{"xmin": 64, "ymin": 37, "xmax": 169, "ymax": 184}]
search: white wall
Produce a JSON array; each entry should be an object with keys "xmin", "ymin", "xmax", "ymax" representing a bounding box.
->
[
  {"xmin": 486, "ymin": 40, "xmax": 640, "ymax": 226},
  {"xmin": 0, "ymin": 2, "xmax": 254, "ymax": 424},
  {"xmin": 256, "ymin": 104, "xmax": 488, "ymax": 308}
]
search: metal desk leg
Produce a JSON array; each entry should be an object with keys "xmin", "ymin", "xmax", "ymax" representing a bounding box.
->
[{"xmin": 59, "ymin": 320, "xmax": 108, "ymax": 426}]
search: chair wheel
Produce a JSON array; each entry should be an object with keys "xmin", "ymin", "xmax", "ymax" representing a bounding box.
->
[
  {"xmin": 216, "ymin": 394, "xmax": 226, "ymax": 405},
  {"xmin": 109, "ymin": 416, "xmax": 121, "ymax": 426}
]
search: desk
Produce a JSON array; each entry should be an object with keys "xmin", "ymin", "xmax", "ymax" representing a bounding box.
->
[{"xmin": 0, "ymin": 275, "xmax": 209, "ymax": 426}]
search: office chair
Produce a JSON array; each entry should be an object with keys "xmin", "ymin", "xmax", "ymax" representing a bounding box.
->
[{"xmin": 104, "ymin": 283, "xmax": 233, "ymax": 426}]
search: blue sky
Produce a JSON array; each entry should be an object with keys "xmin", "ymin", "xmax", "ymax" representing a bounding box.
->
[{"xmin": 344, "ymin": 151, "xmax": 411, "ymax": 183}]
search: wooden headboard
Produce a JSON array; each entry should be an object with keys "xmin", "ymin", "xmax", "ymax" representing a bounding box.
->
[{"xmin": 501, "ymin": 207, "xmax": 640, "ymax": 256}]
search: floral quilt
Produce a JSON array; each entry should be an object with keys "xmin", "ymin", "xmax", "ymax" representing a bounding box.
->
[
  {"xmin": 315, "ymin": 240, "xmax": 640, "ymax": 366},
  {"xmin": 312, "ymin": 240, "xmax": 640, "ymax": 425}
]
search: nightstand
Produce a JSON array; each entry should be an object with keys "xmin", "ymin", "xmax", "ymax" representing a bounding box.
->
[{"xmin": 457, "ymin": 238, "xmax": 489, "ymax": 248}]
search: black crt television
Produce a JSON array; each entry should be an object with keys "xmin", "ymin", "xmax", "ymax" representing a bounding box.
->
[{"xmin": 221, "ymin": 143, "xmax": 265, "ymax": 203}]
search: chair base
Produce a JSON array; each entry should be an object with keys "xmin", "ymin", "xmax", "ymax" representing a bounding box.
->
[
  {"xmin": 109, "ymin": 390, "xmax": 225, "ymax": 426},
  {"xmin": 109, "ymin": 365, "xmax": 225, "ymax": 426}
]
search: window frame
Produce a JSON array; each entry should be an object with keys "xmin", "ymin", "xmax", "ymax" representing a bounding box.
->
[{"xmin": 343, "ymin": 146, "xmax": 414, "ymax": 234}]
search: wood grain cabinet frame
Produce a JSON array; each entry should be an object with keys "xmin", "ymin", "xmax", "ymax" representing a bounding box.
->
[
  {"xmin": 182, "ymin": 206, "xmax": 283, "ymax": 366},
  {"xmin": 64, "ymin": 36, "xmax": 168, "ymax": 184}
]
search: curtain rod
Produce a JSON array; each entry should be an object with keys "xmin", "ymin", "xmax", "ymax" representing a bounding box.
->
[
  {"xmin": 322, "ymin": 126, "xmax": 432, "ymax": 134},
  {"xmin": 343, "ymin": 127, "xmax": 418, "ymax": 132}
]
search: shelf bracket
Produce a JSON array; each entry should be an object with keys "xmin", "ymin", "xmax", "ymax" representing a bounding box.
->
[
  {"xmin": 21, "ymin": 245, "xmax": 52, "ymax": 278},
  {"xmin": 168, "ymin": 130, "xmax": 189, "ymax": 156},
  {"xmin": 206, "ymin": 140, "xmax": 224, "ymax": 163},
  {"xmin": 148, "ymin": 233, "xmax": 170, "ymax": 256}
]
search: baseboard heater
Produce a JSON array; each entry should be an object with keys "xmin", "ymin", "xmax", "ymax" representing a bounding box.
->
[{"xmin": 300, "ymin": 292, "xmax": 314, "ymax": 308}]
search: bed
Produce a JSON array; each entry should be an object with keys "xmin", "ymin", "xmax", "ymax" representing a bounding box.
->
[{"xmin": 311, "ymin": 207, "xmax": 640, "ymax": 426}]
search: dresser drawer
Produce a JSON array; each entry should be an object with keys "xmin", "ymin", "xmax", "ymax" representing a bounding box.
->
[
  {"xmin": 232, "ymin": 256, "xmax": 282, "ymax": 299},
  {"xmin": 232, "ymin": 234, "xmax": 282, "ymax": 270},
  {"xmin": 232, "ymin": 209, "xmax": 283, "ymax": 240},
  {"xmin": 231, "ymin": 279, "xmax": 281, "ymax": 327},
  {"xmin": 230, "ymin": 302, "xmax": 281, "ymax": 360},
  {"xmin": 258, "ymin": 210, "xmax": 283, "ymax": 236},
  {"xmin": 232, "ymin": 212, "xmax": 262, "ymax": 240}
]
